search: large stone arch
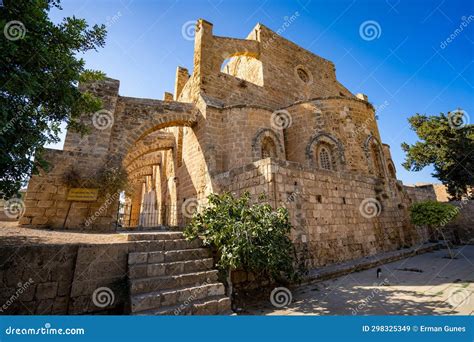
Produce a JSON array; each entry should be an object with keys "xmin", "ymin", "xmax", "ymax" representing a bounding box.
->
[
  {"xmin": 306, "ymin": 132, "xmax": 345, "ymax": 170},
  {"xmin": 123, "ymin": 135, "xmax": 175, "ymax": 168},
  {"xmin": 128, "ymin": 166, "xmax": 154, "ymax": 182},
  {"xmin": 126, "ymin": 153, "xmax": 163, "ymax": 176},
  {"xmin": 110, "ymin": 97, "xmax": 198, "ymax": 162},
  {"xmin": 105, "ymin": 98, "xmax": 195, "ymax": 228}
]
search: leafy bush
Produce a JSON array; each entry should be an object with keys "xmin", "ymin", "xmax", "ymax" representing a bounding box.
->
[
  {"xmin": 409, "ymin": 200, "xmax": 459, "ymax": 227},
  {"xmin": 409, "ymin": 200, "xmax": 459, "ymax": 258},
  {"xmin": 184, "ymin": 192, "xmax": 298, "ymax": 282}
]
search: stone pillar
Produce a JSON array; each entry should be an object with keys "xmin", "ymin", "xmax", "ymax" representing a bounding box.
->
[
  {"xmin": 193, "ymin": 19, "xmax": 214, "ymax": 86},
  {"xmin": 154, "ymin": 165, "xmax": 162, "ymax": 225},
  {"xmin": 174, "ymin": 67, "xmax": 190, "ymax": 100},
  {"xmin": 129, "ymin": 182, "xmax": 143, "ymax": 227}
]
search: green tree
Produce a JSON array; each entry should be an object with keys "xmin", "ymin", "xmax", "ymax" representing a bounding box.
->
[
  {"xmin": 409, "ymin": 200, "xmax": 459, "ymax": 258},
  {"xmin": 401, "ymin": 111, "xmax": 474, "ymax": 200},
  {"xmin": 184, "ymin": 192, "xmax": 298, "ymax": 296},
  {"xmin": 0, "ymin": 0, "xmax": 106, "ymax": 198}
]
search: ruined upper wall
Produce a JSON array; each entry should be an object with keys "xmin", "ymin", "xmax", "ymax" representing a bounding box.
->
[{"xmin": 179, "ymin": 19, "xmax": 354, "ymax": 109}]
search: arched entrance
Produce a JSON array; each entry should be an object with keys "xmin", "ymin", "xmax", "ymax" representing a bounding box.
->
[
  {"xmin": 114, "ymin": 100, "xmax": 199, "ymax": 230},
  {"xmin": 20, "ymin": 78, "xmax": 199, "ymax": 231},
  {"xmin": 120, "ymin": 132, "xmax": 179, "ymax": 229}
]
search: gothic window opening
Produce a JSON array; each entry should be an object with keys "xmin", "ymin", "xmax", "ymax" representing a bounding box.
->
[
  {"xmin": 370, "ymin": 143, "xmax": 384, "ymax": 178},
  {"xmin": 261, "ymin": 137, "xmax": 277, "ymax": 159},
  {"xmin": 319, "ymin": 147, "xmax": 332, "ymax": 170}
]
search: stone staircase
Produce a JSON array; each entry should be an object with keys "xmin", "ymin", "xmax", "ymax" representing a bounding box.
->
[{"xmin": 127, "ymin": 231, "xmax": 232, "ymax": 315}]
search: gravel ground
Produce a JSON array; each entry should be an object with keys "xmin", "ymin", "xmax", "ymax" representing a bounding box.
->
[{"xmin": 0, "ymin": 221, "xmax": 128, "ymax": 246}]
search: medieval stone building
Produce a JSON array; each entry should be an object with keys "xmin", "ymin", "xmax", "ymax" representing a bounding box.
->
[{"xmin": 20, "ymin": 19, "xmax": 423, "ymax": 268}]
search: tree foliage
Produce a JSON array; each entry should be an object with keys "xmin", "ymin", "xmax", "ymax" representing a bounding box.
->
[
  {"xmin": 401, "ymin": 111, "xmax": 474, "ymax": 200},
  {"xmin": 409, "ymin": 200, "xmax": 459, "ymax": 228},
  {"xmin": 184, "ymin": 192, "xmax": 298, "ymax": 282},
  {"xmin": 0, "ymin": 0, "xmax": 106, "ymax": 197}
]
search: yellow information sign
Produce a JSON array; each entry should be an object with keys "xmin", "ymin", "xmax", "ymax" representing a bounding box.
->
[{"xmin": 67, "ymin": 188, "xmax": 99, "ymax": 202}]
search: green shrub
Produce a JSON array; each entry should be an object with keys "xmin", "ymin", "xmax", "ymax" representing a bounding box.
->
[
  {"xmin": 409, "ymin": 200, "xmax": 459, "ymax": 258},
  {"xmin": 184, "ymin": 192, "xmax": 298, "ymax": 282},
  {"xmin": 409, "ymin": 200, "xmax": 459, "ymax": 227}
]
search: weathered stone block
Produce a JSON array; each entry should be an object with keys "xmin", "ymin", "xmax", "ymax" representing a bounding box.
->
[{"xmin": 36, "ymin": 282, "xmax": 58, "ymax": 300}]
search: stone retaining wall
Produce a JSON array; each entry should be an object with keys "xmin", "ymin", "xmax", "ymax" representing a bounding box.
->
[{"xmin": 0, "ymin": 241, "xmax": 163, "ymax": 315}]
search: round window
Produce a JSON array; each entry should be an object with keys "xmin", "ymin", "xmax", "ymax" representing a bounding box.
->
[
  {"xmin": 295, "ymin": 66, "xmax": 312, "ymax": 84},
  {"xmin": 297, "ymin": 68, "xmax": 309, "ymax": 82}
]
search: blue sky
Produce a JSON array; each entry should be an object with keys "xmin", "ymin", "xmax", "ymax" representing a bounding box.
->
[{"xmin": 48, "ymin": 0, "xmax": 473, "ymax": 185}]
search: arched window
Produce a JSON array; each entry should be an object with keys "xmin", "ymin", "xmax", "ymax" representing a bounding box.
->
[
  {"xmin": 319, "ymin": 147, "xmax": 332, "ymax": 170},
  {"xmin": 252, "ymin": 128, "xmax": 284, "ymax": 161},
  {"xmin": 306, "ymin": 133, "xmax": 344, "ymax": 171},
  {"xmin": 370, "ymin": 143, "xmax": 384, "ymax": 178},
  {"xmin": 261, "ymin": 137, "xmax": 277, "ymax": 159},
  {"xmin": 221, "ymin": 55, "xmax": 263, "ymax": 86}
]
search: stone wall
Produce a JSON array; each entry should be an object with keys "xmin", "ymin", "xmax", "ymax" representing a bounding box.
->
[
  {"xmin": 19, "ymin": 18, "xmax": 410, "ymax": 255},
  {"xmin": 0, "ymin": 245, "xmax": 77, "ymax": 314},
  {"xmin": 445, "ymin": 200, "xmax": 474, "ymax": 244},
  {"xmin": 0, "ymin": 240, "xmax": 166, "ymax": 315},
  {"xmin": 214, "ymin": 159, "xmax": 421, "ymax": 268},
  {"xmin": 184, "ymin": 20, "xmax": 353, "ymax": 108},
  {"xmin": 389, "ymin": 185, "xmax": 473, "ymax": 245},
  {"xmin": 283, "ymin": 98, "xmax": 380, "ymax": 173},
  {"xmin": 19, "ymin": 149, "xmax": 118, "ymax": 231},
  {"xmin": 403, "ymin": 184, "xmax": 437, "ymax": 203}
]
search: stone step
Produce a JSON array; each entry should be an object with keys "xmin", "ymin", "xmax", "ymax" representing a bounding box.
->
[
  {"xmin": 129, "ymin": 239, "xmax": 203, "ymax": 256},
  {"xmin": 131, "ymin": 282, "xmax": 226, "ymax": 313},
  {"xmin": 129, "ymin": 258, "xmax": 214, "ymax": 279},
  {"xmin": 130, "ymin": 270, "xmax": 219, "ymax": 295},
  {"xmin": 133, "ymin": 295, "xmax": 231, "ymax": 315},
  {"xmin": 127, "ymin": 231, "xmax": 184, "ymax": 241},
  {"xmin": 128, "ymin": 248, "xmax": 211, "ymax": 265}
]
